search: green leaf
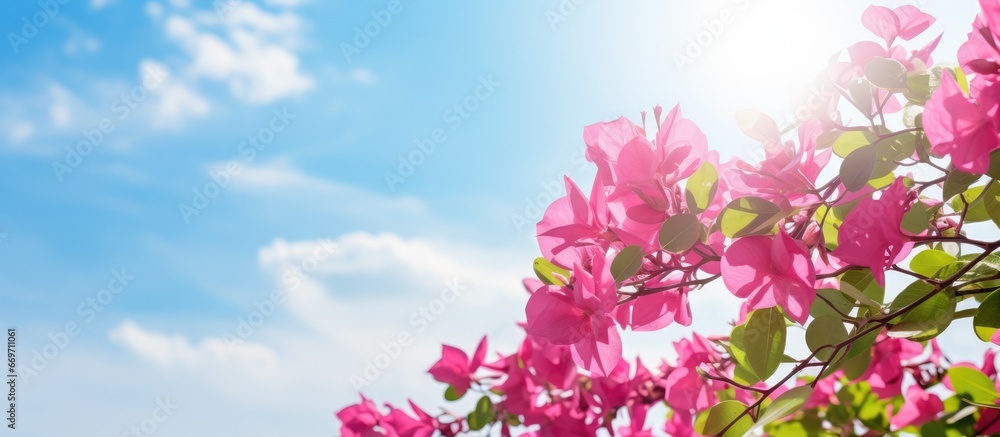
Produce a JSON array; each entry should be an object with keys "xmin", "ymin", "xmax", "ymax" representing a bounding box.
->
[
  {"xmin": 718, "ymin": 197, "xmax": 786, "ymax": 238},
  {"xmin": 840, "ymin": 144, "xmax": 878, "ymax": 192},
  {"xmin": 810, "ymin": 288, "xmax": 852, "ymax": 320},
  {"xmin": 658, "ymin": 214, "xmax": 702, "ymax": 254},
  {"xmin": 887, "ymin": 282, "xmax": 955, "ymax": 341},
  {"xmin": 685, "ymin": 162, "xmax": 719, "ymax": 214},
  {"xmin": 901, "ymin": 200, "xmax": 940, "ymax": 235},
  {"xmin": 610, "ymin": 245, "xmax": 644, "ymax": 283},
  {"xmin": 806, "ymin": 316, "xmax": 849, "ymax": 361},
  {"xmin": 910, "ymin": 249, "xmax": 958, "ymax": 278},
  {"xmin": 943, "ymin": 169, "xmax": 981, "ymax": 201},
  {"xmin": 744, "ymin": 386, "xmax": 813, "ymax": 436},
  {"xmin": 952, "ymin": 185, "xmax": 991, "ymax": 223},
  {"xmin": 865, "ymin": 57, "xmax": 908, "ymax": 89},
  {"xmin": 743, "ymin": 307, "xmax": 787, "ymax": 381},
  {"xmin": 735, "ymin": 109, "xmax": 780, "ymax": 144},
  {"xmin": 830, "ymin": 131, "xmax": 877, "ymax": 157},
  {"xmin": 842, "ymin": 346, "xmax": 872, "ymax": 380},
  {"xmin": 949, "ymin": 367, "xmax": 1000, "ymax": 404},
  {"xmin": 848, "ymin": 78, "xmax": 874, "ymax": 116},
  {"xmin": 988, "ymin": 149, "xmax": 1000, "ymax": 180},
  {"xmin": 961, "ymin": 398, "xmax": 1000, "ymax": 410},
  {"xmin": 533, "ymin": 257, "xmax": 568, "ymax": 286},
  {"xmin": 983, "ymin": 183, "xmax": 1000, "ymax": 229},
  {"xmin": 844, "ymin": 323, "xmax": 880, "ymax": 361},
  {"xmin": 974, "ymin": 289, "xmax": 1000, "ymax": 342},
  {"xmin": 729, "ymin": 325, "xmax": 761, "ymax": 385},
  {"xmin": 467, "ymin": 396, "xmax": 494, "ymax": 431},
  {"xmin": 839, "ymin": 269, "xmax": 884, "ymax": 309},
  {"xmin": 444, "ymin": 385, "xmax": 462, "ymax": 401},
  {"xmin": 694, "ymin": 400, "xmax": 754, "ymax": 437}
]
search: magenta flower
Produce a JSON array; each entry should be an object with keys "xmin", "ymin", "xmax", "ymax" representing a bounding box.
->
[
  {"xmin": 861, "ymin": 4, "xmax": 935, "ymax": 46},
  {"xmin": 426, "ymin": 336, "xmax": 487, "ymax": 397},
  {"xmin": 537, "ymin": 176, "xmax": 615, "ymax": 268},
  {"xmin": 383, "ymin": 401, "xmax": 438, "ymax": 437},
  {"xmin": 336, "ymin": 395, "xmax": 386, "ymax": 437},
  {"xmin": 584, "ymin": 116, "xmax": 644, "ymax": 187},
  {"xmin": 614, "ymin": 105, "xmax": 707, "ymax": 209},
  {"xmin": 923, "ymin": 72, "xmax": 1000, "ymax": 174},
  {"xmin": 524, "ymin": 254, "xmax": 622, "ymax": 376},
  {"xmin": 721, "ymin": 229, "xmax": 817, "ymax": 324},
  {"xmin": 833, "ymin": 177, "xmax": 914, "ymax": 286},
  {"xmin": 889, "ymin": 385, "xmax": 943, "ymax": 430}
]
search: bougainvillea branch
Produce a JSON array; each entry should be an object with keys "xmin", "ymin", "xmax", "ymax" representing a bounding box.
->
[{"xmin": 338, "ymin": 2, "xmax": 1000, "ymax": 436}]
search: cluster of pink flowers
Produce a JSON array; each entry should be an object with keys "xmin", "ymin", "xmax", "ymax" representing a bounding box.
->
[{"xmin": 339, "ymin": 1, "xmax": 1000, "ymax": 435}]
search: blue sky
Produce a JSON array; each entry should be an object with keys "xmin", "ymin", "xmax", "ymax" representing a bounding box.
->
[{"xmin": 0, "ymin": 0, "xmax": 990, "ymax": 435}]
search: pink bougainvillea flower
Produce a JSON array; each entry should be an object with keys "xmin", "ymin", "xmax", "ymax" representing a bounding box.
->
[
  {"xmin": 725, "ymin": 120, "xmax": 830, "ymax": 208},
  {"xmin": 658, "ymin": 334, "xmax": 723, "ymax": 412},
  {"xmin": 426, "ymin": 336, "xmax": 487, "ymax": 397},
  {"xmin": 834, "ymin": 177, "xmax": 915, "ymax": 286},
  {"xmin": 857, "ymin": 334, "xmax": 924, "ymax": 398},
  {"xmin": 536, "ymin": 176, "xmax": 615, "ymax": 268},
  {"xmin": 721, "ymin": 229, "xmax": 817, "ymax": 324},
  {"xmin": 861, "ymin": 4, "xmax": 935, "ymax": 46},
  {"xmin": 613, "ymin": 272, "xmax": 693, "ymax": 331},
  {"xmin": 889, "ymin": 385, "xmax": 944, "ymax": 430},
  {"xmin": 382, "ymin": 401, "xmax": 438, "ymax": 437},
  {"xmin": 617, "ymin": 403, "xmax": 654, "ymax": 437},
  {"xmin": 584, "ymin": 116, "xmax": 644, "ymax": 187},
  {"xmin": 524, "ymin": 254, "xmax": 622, "ymax": 376},
  {"xmin": 614, "ymin": 105, "xmax": 707, "ymax": 209},
  {"xmin": 923, "ymin": 72, "xmax": 1000, "ymax": 174},
  {"xmin": 336, "ymin": 395, "xmax": 386, "ymax": 437}
]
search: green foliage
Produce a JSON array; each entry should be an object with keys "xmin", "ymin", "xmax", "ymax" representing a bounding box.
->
[
  {"xmin": 658, "ymin": 214, "xmax": 702, "ymax": 254},
  {"xmin": 533, "ymin": 257, "xmax": 568, "ymax": 286},
  {"xmin": 718, "ymin": 196, "xmax": 785, "ymax": 238},
  {"xmin": 467, "ymin": 396, "xmax": 494, "ymax": 431},
  {"xmin": 694, "ymin": 400, "xmax": 754, "ymax": 437},
  {"xmin": 975, "ymin": 289, "xmax": 1000, "ymax": 342},
  {"xmin": 887, "ymin": 281, "xmax": 955, "ymax": 341},
  {"xmin": 610, "ymin": 245, "xmax": 644, "ymax": 283},
  {"xmin": 740, "ymin": 307, "xmax": 787, "ymax": 381},
  {"xmin": 685, "ymin": 162, "xmax": 719, "ymax": 215},
  {"xmin": 949, "ymin": 367, "xmax": 1000, "ymax": 405}
]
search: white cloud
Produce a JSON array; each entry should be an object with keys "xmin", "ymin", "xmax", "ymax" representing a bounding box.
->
[
  {"xmin": 99, "ymin": 231, "xmax": 532, "ymax": 435},
  {"xmin": 109, "ymin": 319, "xmax": 278, "ymax": 377},
  {"xmin": 139, "ymin": 60, "xmax": 211, "ymax": 128},
  {"xmin": 222, "ymin": 159, "xmax": 428, "ymax": 218},
  {"xmin": 145, "ymin": 1, "xmax": 164, "ymax": 18},
  {"xmin": 162, "ymin": 3, "xmax": 314, "ymax": 103}
]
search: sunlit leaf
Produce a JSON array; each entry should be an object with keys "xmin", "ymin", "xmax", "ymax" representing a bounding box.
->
[
  {"xmin": 949, "ymin": 367, "xmax": 999, "ymax": 404},
  {"xmin": 910, "ymin": 249, "xmax": 958, "ymax": 278},
  {"xmin": 973, "ymin": 289, "xmax": 1000, "ymax": 342},
  {"xmin": 743, "ymin": 307, "xmax": 787, "ymax": 381},
  {"xmin": 840, "ymin": 144, "xmax": 878, "ymax": 192},
  {"xmin": 806, "ymin": 316, "xmax": 849, "ymax": 362},
  {"xmin": 743, "ymin": 386, "xmax": 814, "ymax": 436},
  {"xmin": 718, "ymin": 197, "xmax": 786, "ymax": 238},
  {"xmin": 659, "ymin": 214, "xmax": 702, "ymax": 254},
  {"xmin": 736, "ymin": 109, "xmax": 780, "ymax": 144},
  {"xmin": 610, "ymin": 245, "xmax": 644, "ymax": 283},
  {"xmin": 865, "ymin": 57, "xmax": 908, "ymax": 89},
  {"xmin": 694, "ymin": 400, "xmax": 754, "ymax": 437},
  {"xmin": 685, "ymin": 162, "xmax": 719, "ymax": 214},
  {"xmin": 533, "ymin": 257, "xmax": 568, "ymax": 286}
]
